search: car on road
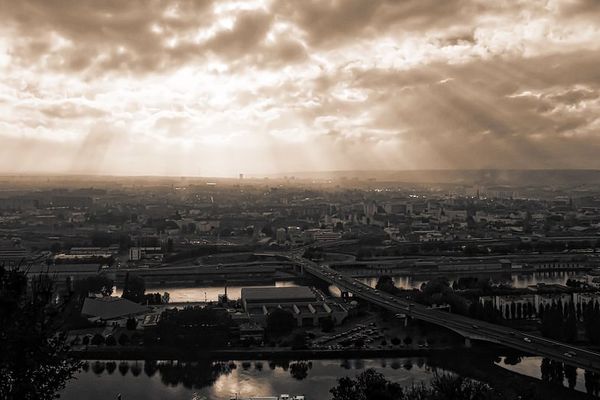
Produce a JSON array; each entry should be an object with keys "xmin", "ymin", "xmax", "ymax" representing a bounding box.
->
[
  {"xmin": 471, "ymin": 324, "xmax": 479, "ymax": 329},
  {"xmin": 564, "ymin": 352, "xmax": 573, "ymax": 358},
  {"xmin": 523, "ymin": 337, "xmax": 532, "ymax": 343}
]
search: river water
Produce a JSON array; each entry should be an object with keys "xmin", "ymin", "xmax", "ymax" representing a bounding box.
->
[
  {"xmin": 60, "ymin": 355, "xmax": 597, "ymax": 399},
  {"xmin": 114, "ymin": 280, "xmax": 300, "ymax": 303},
  {"xmin": 60, "ymin": 358, "xmax": 439, "ymax": 400},
  {"xmin": 115, "ymin": 271, "xmax": 578, "ymax": 303}
]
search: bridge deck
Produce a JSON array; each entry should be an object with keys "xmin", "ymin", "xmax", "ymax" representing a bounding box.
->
[{"xmin": 285, "ymin": 250, "xmax": 600, "ymax": 374}]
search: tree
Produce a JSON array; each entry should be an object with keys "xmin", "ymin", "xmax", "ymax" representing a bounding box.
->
[
  {"xmin": 261, "ymin": 225, "xmax": 273, "ymax": 237},
  {"xmin": 73, "ymin": 276, "xmax": 114, "ymax": 298},
  {"xmin": 564, "ymin": 365, "xmax": 577, "ymax": 390},
  {"xmin": 564, "ymin": 305, "xmax": 578, "ymax": 343},
  {"xmin": 149, "ymin": 306, "xmax": 235, "ymax": 349},
  {"xmin": 375, "ymin": 275, "xmax": 399, "ymax": 295},
  {"xmin": 91, "ymin": 333, "xmax": 105, "ymax": 346},
  {"xmin": 290, "ymin": 333, "xmax": 307, "ymax": 350},
  {"xmin": 330, "ymin": 369, "xmax": 403, "ymax": 400},
  {"xmin": 126, "ymin": 317, "xmax": 137, "ymax": 330},
  {"xmin": 118, "ymin": 333, "xmax": 130, "ymax": 346},
  {"xmin": 330, "ymin": 370, "xmax": 500, "ymax": 400},
  {"xmin": 289, "ymin": 361, "xmax": 311, "ymax": 380},
  {"xmin": 121, "ymin": 273, "xmax": 146, "ymax": 303},
  {"xmin": 0, "ymin": 266, "xmax": 80, "ymax": 399},
  {"xmin": 105, "ymin": 335, "xmax": 117, "ymax": 346},
  {"xmin": 106, "ymin": 361, "xmax": 117, "ymax": 375},
  {"xmin": 320, "ymin": 317, "xmax": 335, "ymax": 333},
  {"xmin": 266, "ymin": 308, "xmax": 296, "ymax": 336}
]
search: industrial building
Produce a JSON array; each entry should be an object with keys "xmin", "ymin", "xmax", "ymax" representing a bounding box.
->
[{"xmin": 240, "ymin": 286, "xmax": 348, "ymax": 328}]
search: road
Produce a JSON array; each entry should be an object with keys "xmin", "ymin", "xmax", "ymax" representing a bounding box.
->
[{"xmin": 284, "ymin": 249, "xmax": 600, "ymax": 374}]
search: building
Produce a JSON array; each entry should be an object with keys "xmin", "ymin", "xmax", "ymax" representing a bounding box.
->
[
  {"xmin": 70, "ymin": 246, "xmax": 119, "ymax": 256},
  {"xmin": 0, "ymin": 245, "xmax": 29, "ymax": 267},
  {"xmin": 128, "ymin": 246, "xmax": 163, "ymax": 263},
  {"xmin": 81, "ymin": 296, "xmax": 150, "ymax": 327},
  {"xmin": 303, "ymin": 229, "xmax": 342, "ymax": 243},
  {"xmin": 276, "ymin": 227, "xmax": 287, "ymax": 244},
  {"xmin": 240, "ymin": 286, "xmax": 348, "ymax": 328}
]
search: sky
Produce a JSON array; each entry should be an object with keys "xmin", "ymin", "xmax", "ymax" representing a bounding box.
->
[{"xmin": 1, "ymin": 0, "xmax": 600, "ymax": 177}]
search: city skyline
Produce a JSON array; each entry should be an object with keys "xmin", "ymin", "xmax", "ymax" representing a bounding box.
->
[{"xmin": 1, "ymin": 0, "xmax": 600, "ymax": 177}]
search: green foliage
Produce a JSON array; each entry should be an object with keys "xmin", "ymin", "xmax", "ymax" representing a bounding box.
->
[
  {"xmin": 291, "ymin": 332, "xmax": 308, "ymax": 350},
  {"xmin": 289, "ymin": 361, "xmax": 311, "ymax": 380},
  {"xmin": 330, "ymin": 369, "xmax": 403, "ymax": 400},
  {"xmin": 330, "ymin": 370, "xmax": 500, "ymax": 400},
  {"xmin": 118, "ymin": 333, "xmax": 130, "ymax": 346},
  {"xmin": 121, "ymin": 273, "xmax": 146, "ymax": 303},
  {"xmin": 147, "ymin": 306, "xmax": 235, "ymax": 349},
  {"xmin": 375, "ymin": 275, "xmax": 399, "ymax": 295},
  {"xmin": 0, "ymin": 265, "xmax": 80, "ymax": 399},
  {"xmin": 73, "ymin": 275, "xmax": 114, "ymax": 298},
  {"xmin": 320, "ymin": 317, "xmax": 335, "ymax": 333},
  {"xmin": 266, "ymin": 308, "xmax": 296, "ymax": 336},
  {"xmin": 91, "ymin": 333, "xmax": 105, "ymax": 345},
  {"xmin": 144, "ymin": 292, "xmax": 165, "ymax": 305},
  {"xmin": 126, "ymin": 317, "xmax": 137, "ymax": 330},
  {"xmin": 583, "ymin": 301, "xmax": 600, "ymax": 344},
  {"xmin": 469, "ymin": 300, "xmax": 502, "ymax": 323},
  {"xmin": 416, "ymin": 277, "xmax": 469, "ymax": 315},
  {"xmin": 540, "ymin": 301, "xmax": 578, "ymax": 343}
]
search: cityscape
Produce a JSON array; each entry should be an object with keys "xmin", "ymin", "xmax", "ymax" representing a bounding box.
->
[{"xmin": 2, "ymin": 1, "xmax": 600, "ymax": 400}]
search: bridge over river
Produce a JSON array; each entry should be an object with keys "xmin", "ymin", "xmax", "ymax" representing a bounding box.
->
[{"xmin": 278, "ymin": 246, "xmax": 600, "ymax": 374}]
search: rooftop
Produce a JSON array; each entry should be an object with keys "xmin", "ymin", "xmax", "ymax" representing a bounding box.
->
[
  {"xmin": 81, "ymin": 296, "xmax": 149, "ymax": 320},
  {"xmin": 241, "ymin": 286, "xmax": 316, "ymax": 302}
]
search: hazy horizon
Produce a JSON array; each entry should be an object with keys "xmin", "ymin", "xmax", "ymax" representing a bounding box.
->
[{"xmin": 2, "ymin": 1, "xmax": 600, "ymax": 176}]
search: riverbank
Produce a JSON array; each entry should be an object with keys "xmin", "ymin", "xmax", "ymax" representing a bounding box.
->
[
  {"xmin": 70, "ymin": 345, "xmax": 436, "ymax": 361},
  {"xmin": 428, "ymin": 348, "xmax": 596, "ymax": 400}
]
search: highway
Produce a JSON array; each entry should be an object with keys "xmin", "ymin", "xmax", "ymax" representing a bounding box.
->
[{"xmin": 285, "ymin": 249, "xmax": 600, "ymax": 374}]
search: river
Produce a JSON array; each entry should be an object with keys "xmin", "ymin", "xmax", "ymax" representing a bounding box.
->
[
  {"xmin": 59, "ymin": 355, "xmax": 598, "ymax": 399},
  {"xmin": 59, "ymin": 358, "xmax": 439, "ymax": 400},
  {"xmin": 114, "ymin": 280, "xmax": 301, "ymax": 303},
  {"xmin": 114, "ymin": 271, "xmax": 578, "ymax": 303},
  {"xmin": 356, "ymin": 270, "xmax": 578, "ymax": 291}
]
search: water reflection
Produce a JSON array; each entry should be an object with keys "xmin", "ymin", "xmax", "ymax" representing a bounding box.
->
[
  {"xmin": 63, "ymin": 358, "xmax": 441, "ymax": 400},
  {"xmin": 114, "ymin": 280, "xmax": 299, "ymax": 303},
  {"xmin": 355, "ymin": 271, "xmax": 577, "ymax": 290},
  {"xmin": 114, "ymin": 272, "xmax": 576, "ymax": 303},
  {"xmin": 496, "ymin": 356, "xmax": 600, "ymax": 396}
]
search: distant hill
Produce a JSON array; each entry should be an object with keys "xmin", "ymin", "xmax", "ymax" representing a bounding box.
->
[{"xmin": 262, "ymin": 169, "xmax": 600, "ymax": 187}]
